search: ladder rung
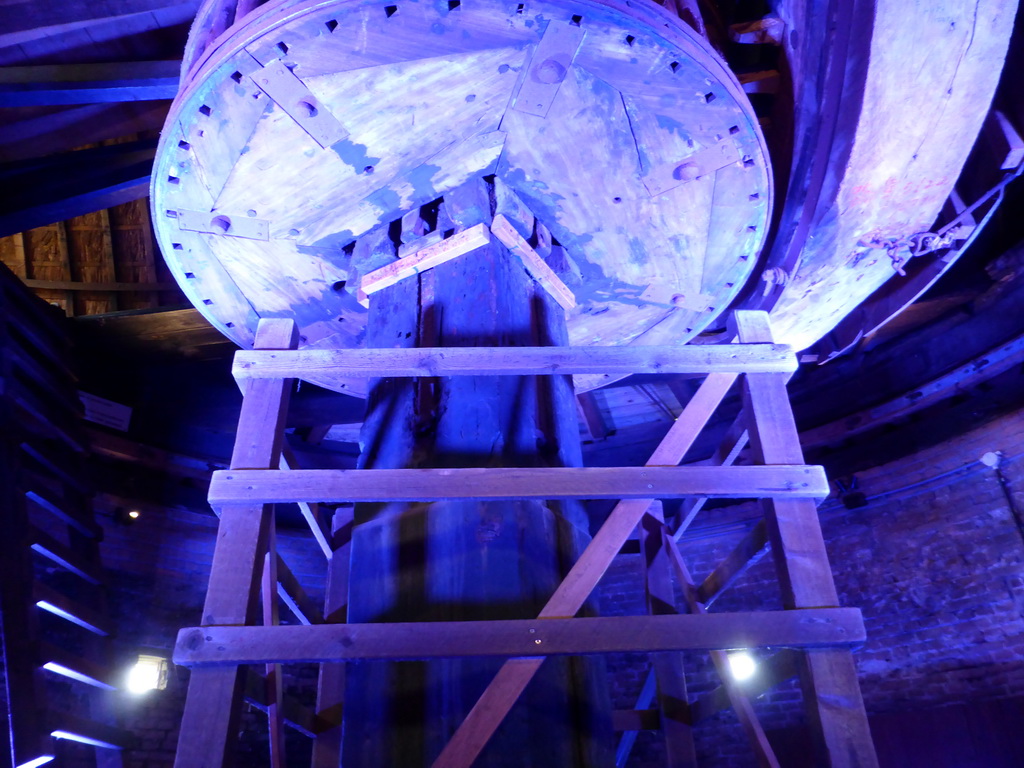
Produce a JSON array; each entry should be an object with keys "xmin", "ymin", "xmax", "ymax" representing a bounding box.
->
[
  {"xmin": 33, "ymin": 583, "xmax": 110, "ymax": 636},
  {"xmin": 24, "ymin": 485, "xmax": 100, "ymax": 539},
  {"xmin": 47, "ymin": 712, "xmax": 133, "ymax": 750},
  {"xmin": 29, "ymin": 527, "xmax": 104, "ymax": 585},
  {"xmin": 38, "ymin": 642, "xmax": 117, "ymax": 690}
]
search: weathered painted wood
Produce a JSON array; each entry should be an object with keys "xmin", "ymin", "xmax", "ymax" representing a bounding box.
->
[
  {"xmin": 152, "ymin": 0, "xmax": 769, "ymax": 378},
  {"xmin": 209, "ymin": 465, "xmax": 829, "ymax": 505},
  {"xmin": 232, "ymin": 343, "xmax": 797, "ymax": 383},
  {"xmin": 737, "ymin": 310, "xmax": 879, "ymax": 768},
  {"xmin": 173, "ymin": 318, "xmax": 297, "ymax": 768},
  {"xmin": 175, "ymin": 608, "xmax": 866, "ymax": 665}
]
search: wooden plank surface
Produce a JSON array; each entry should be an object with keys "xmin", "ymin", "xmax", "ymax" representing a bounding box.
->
[
  {"xmin": 232, "ymin": 343, "xmax": 797, "ymax": 382},
  {"xmin": 490, "ymin": 214, "xmax": 575, "ymax": 310},
  {"xmin": 175, "ymin": 608, "xmax": 866, "ymax": 665},
  {"xmin": 209, "ymin": 465, "xmax": 829, "ymax": 505}
]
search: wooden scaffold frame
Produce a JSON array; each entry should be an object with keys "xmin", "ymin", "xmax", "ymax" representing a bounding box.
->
[{"xmin": 171, "ymin": 310, "xmax": 879, "ymax": 768}]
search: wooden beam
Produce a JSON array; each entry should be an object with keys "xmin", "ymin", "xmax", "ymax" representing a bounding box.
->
[
  {"xmin": 490, "ymin": 214, "xmax": 575, "ymax": 310},
  {"xmin": 29, "ymin": 525, "xmax": 104, "ymax": 585},
  {"xmin": 736, "ymin": 310, "xmax": 878, "ymax": 768},
  {"xmin": 361, "ymin": 223, "xmax": 491, "ymax": 299},
  {"xmin": 262, "ymin": 527, "xmax": 286, "ymax": 768},
  {"xmin": 0, "ymin": 62, "xmax": 180, "ymax": 107},
  {"xmin": 662, "ymin": 529, "xmax": 780, "ymax": 768},
  {"xmin": 34, "ymin": 582, "xmax": 111, "ymax": 636},
  {"xmin": 690, "ymin": 650, "xmax": 800, "ymax": 723},
  {"xmin": 175, "ymin": 609, "xmax": 866, "ymax": 665},
  {"xmin": 208, "ymin": 465, "xmax": 830, "ymax": 505},
  {"xmin": 275, "ymin": 554, "xmax": 323, "ymax": 626},
  {"xmin": 431, "ymin": 371, "xmax": 738, "ymax": 768},
  {"xmin": 173, "ymin": 319, "xmax": 298, "ymax": 768},
  {"xmin": 640, "ymin": 506, "xmax": 697, "ymax": 766},
  {"xmin": 21, "ymin": 279, "xmax": 179, "ymax": 292},
  {"xmin": 696, "ymin": 520, "xmax": 770, "ymax": 607},
  {"xmin": 611, "ymin": 709, "xmax": 662, "ymax": 731},
  {"xmin": 232, "ymin": 344, "xmax": 798, "ymax": 381},
  {"xmin": 279, "ymin": 446, "xmax": 331, "ymax": 557}
]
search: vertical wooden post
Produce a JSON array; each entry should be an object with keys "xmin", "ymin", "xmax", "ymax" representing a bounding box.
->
[
  {"xmin": 311, "ymin": 506, "xmax": 354, "ymax": 767},
  {"xmin": 173, "ymin": 318, "xmax": 297, "ymax": 768},
  {"xmin": 735, "ymin": 310, "xmax": 878, "ymax": 768},
  {"xmin": 640, "ymin": 503, "xmax": 697, "ymax": 768},
  {"xmin": 261, "ymin": 524, "xmax": 285, "ymax": 768}
]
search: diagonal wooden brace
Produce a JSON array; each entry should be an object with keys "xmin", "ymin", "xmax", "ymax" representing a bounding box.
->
[{"xmin": 430, "ymin": 370, "xmax": 738, "ymax": 768}]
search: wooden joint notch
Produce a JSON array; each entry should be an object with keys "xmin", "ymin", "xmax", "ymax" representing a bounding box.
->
[
  {"xmin": 248, "ymin": 55, "xmax": 348, "ymax": 148},
  {"xmin": 174, "ymin": 608, "xmax": 866, "ymax": 665},
  {"xmin": 359, "ymin": 223, "xmax": 491, "ymax": 304},
  {"xmin": 491, "ymin": 214, "xmax": 575, "ymax": 310},
  {"xmin": 207, "ymin": 465, "xmax": 831, "ymax": 505}
]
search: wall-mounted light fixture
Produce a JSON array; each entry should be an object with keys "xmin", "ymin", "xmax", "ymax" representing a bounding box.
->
[
  {"xmin": 126, "ymin": 654, "xmax": 169, "ymax": 694},
  {"xmin": 727, "ymin": 650, "xmax": 757, "ymax": 682}
]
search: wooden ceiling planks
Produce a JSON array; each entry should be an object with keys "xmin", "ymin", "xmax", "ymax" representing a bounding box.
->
[{"xmin": 151, "ymin": 0, "xmax": 772, "ymax": 395}]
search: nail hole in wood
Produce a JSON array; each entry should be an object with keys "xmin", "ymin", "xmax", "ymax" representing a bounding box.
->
[
  {"xmin": 165, "ymin": 210, "xmax": 178, "ymax": 218},
  {"xmin": 743, "ymin": 156, "xmax": 755, "ymax": 168},
  {"xmin": 448, "ymin": 0, "xmax": 461, "ymax": 9},
  {"xmin": 729, "ymin": 125, "xmax": 740, "ymax": 134},
  {"xmin": 332, "ymin": 280, "xmax": 347, "ymax": 291},
  {"xmin": 625, "ymin": 34, "xmax": 635, "ymax": 46},
  {"xmin": 385, "ymin": 5, "xmax": 398, "ymax": 17},
  {"xmin": 178, "ymin": 140, "xmax": 191, "ymax": 150},
  {"xmin": 199, "ymin": 104, "xmax": 211, "ymax": 116},
  {"xmin": 296, "ymin": 99, "xmax": 318, "ymax": 118},
  {"xmin": 184, "ymin": 272, "xmax": 195, "ymax": 278},
  {"xmin": 230, "ymin": 71, "xmax": 243, "ymax": 83},
  {"xmin": 570, "ymin": 13, "xmax": 582, "ymax": 25},
  {"xmin": 516, "ymin": 3, "xmax": 525, "ymax": 12},
  {"xmin": 364, "ymin": 165, "xmax": 375, "ymax": 174},
  {"xmin": 669, "ymin": 61, "xmax": 680, "ymax": 73},
  {"xmin": 168, "ymin": 175, "xmax": 180, "ymax": 185},
  {"xmin": 203, "ymin": 299, "xmax": 214, "ymax": 305},
  {"xmin": 325, "ymin": 19, "xmax": 338, "ymax": 31},
  {"xmin": 749, "ymin": 192, "xmax": 760, "ymax": 201},
  {"xmin": 172, "ymin": 243, "xmax": 183, "ymax": 250},
  {"xmin": 225, "ymin": 322, "xmax": 234, "ymax": 328},
  {"xmin": 211, "ymin": 215, "xmax": 231, "ymax": 233},
  {"xmin": 276, "ymin": 41, "xmax": 289, "ymax": 54},
  {"xmin": 704, "ymin": 92, "xmax": 716, "ymax": 103}
]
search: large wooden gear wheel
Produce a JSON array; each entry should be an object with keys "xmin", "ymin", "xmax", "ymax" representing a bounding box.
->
[{"xmin": 151, "ymin": 0, "xmax": 772, "ymax": 395}]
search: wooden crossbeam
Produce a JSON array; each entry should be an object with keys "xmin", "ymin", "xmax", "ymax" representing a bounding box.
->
[
  {"xmin": 232, "ymin": 343, "xmax": 797, "ymax": 381},
  {"xmin": 208, "ymin": 465, "xmax": 829, "ymax": 505},
  {"xmin": 360, "ymin": 223, "xmax": 491, "ymax": 301},
  {"xmin": 431, "ymin": 371, "xmax": 738, "ymax": 768},
  {"xmin": 173, "ymin": 319, "xmax": 298, "ymax": 768},
  {"xmin": 174, "ymin": 609, "xmax": 865, "ymax": 665}
]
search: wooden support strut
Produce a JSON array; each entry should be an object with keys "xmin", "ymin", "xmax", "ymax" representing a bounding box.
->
[
  {"xmin": 173, "ymin": 318, "xmax": 298, "ymax": 768},
  {"xmin": 735, "ymin": 311, "xmax": 879, "ymax": 768}
]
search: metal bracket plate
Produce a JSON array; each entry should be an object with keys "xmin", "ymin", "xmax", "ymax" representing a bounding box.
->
[
  {"xmin": 248, "ymin": 55, "xmax": 348, "ymax": 148},
  {"xmin": 176, "ymin": 209, "xmax": 270, "ymax": 240},
  {"xmin": 643, "ymin": 139, "xmax": 741, "ymax": 197}
]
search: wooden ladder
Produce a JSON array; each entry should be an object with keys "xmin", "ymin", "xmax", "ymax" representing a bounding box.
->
[
  {"xmin": 0, "ymin": 263, "xmax": 132, "ymax": 768},
  {"xmin": 171, "ymin": 311, "xmax": 879, "ymax": 768}
]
